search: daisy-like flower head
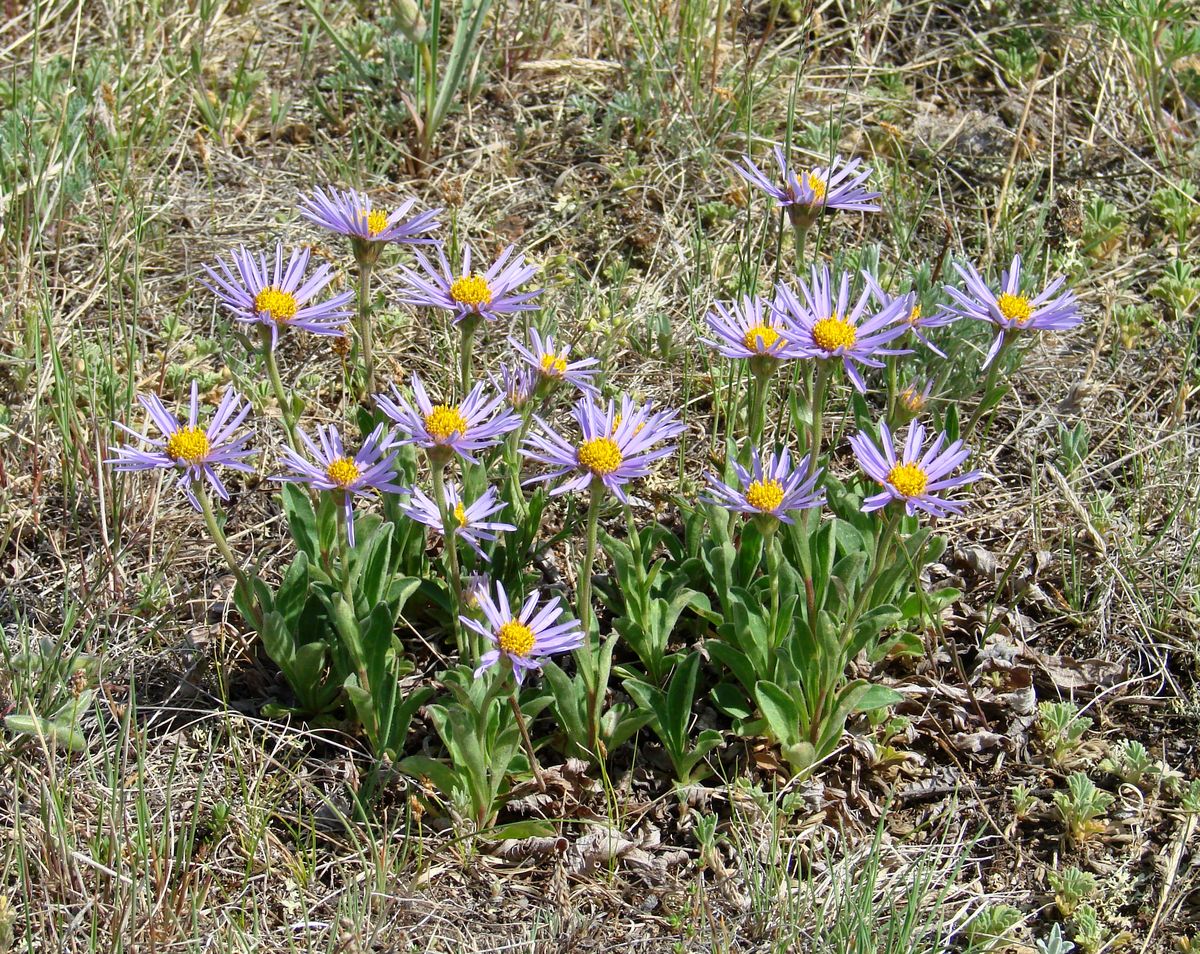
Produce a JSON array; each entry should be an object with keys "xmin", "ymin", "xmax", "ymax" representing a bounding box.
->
[
  {"xmin": 202, "ymin": 244, "xmax": 355, "ymax": 350},
  {"xmin": 521, "ymin": 395, "xmax": 684, "ymax": 502},
  {"xmin": 463, "ymin": 572, "xmax": 491, "ymax": 611},
  {"xmin": 510, "ymin": 329, "xmax": 599, "ymax": 395},
  {"xmin": 400, "ymin": 483, "xmax": 516, "ymax": 561},
  {"xmin": 772, "ymin": 265, "xmax": 913, "ymax": 393},
  {"xmin": 275, "ymin": 423, "xmax": 407, "ymax": 547},
  {"xmin": 298, "ymin": 185, "xmax": 441, "ymax": 265},
  {"xmin": 701, "ymin": 295, "xmax": 808, "ymax": 366},
  {"xmin": 862, "ymin": 273, "xmax": 960, "ymax": 359},
  {"xmin": 491, "ymin": 363, "xmax": 538, "ymax": 411},
  {"xmin": 732, "ymin": 146, "xmax": 880, "ymax": 223},
  {"xmin": 107, "ymin": 383, "xmax": 255, "ymax": 510},
  {"xmin": 943, "ymin": 254, "xmax": 1081, "ymax": 368},
  {"xmin": 375, "ymin": 373, "xmax": 520, "ymax": 464},
  {"xmin": 397, "ymin": 244, "xmax": 541, "ymax": 325},
  {"xmin": 703, "ymin": 447, "xmax": 824, "ymax": 525},
  {"xmin": 850, "ymin": 420, "xmax": 982, "ymax": 519},
  {"xmin": 462, "ymin": 582, "xmax": 585, "ymax": 684}
]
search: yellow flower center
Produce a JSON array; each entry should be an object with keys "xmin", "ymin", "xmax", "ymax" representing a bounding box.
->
[
  {"xmin": 497, "ymin": 620, "xmax": 535, "ymax": 657},
  {"xmin": 540, "ymin": 353, "xmax": 568, "ymax": 377},
  {"xmin": 424, "ymin": 405, "xmax": 469, "ymax": 442},
  {"xmin": 325, "ymin": 456, "xmax": 361, "ymax": 488},
  {"xmin": 811, "ymin": 316, "xmax": 857, "ymax": 352},
  {"xmin": 742, "ymin": 323, "xmax": 785, "ymax": 354},
  {"xmin": 165, "ymin": 426, "xmax": 210, "ymax": 464},
  {"xmin": 996, "ymin": 292, "xmax": 1033, "ymax": 324},
  {"xmin": 577, "ymin": 436, "xmax": 624, "ymax": 476},
  {"xmin": 806, "ymin": 171, "xmax": 827, "ymax": 203},
  {"xmin": 886, "ymin": 462, "xmax": 928, "ymax": 498},
  {"xmin": 745, "ymin": 478, "xmax": 785, "ymax": 513},
  {"xmin": 908, "ymin": 304, "xmax": 922, "ymax": 325},
  {"xmin": 253, "ymin": 286, "xmax": 299, "ymax": 324},
  {"xmin": 449, "ymin": 274, "xmax": 493, "ymax": 308},
  {"xmin": 453, "ymin": 501, "xmax": 468, "ymax": 527},
  {"xmin": 363, "ymin": 209, "xmax": 390, "ymax": 237}
]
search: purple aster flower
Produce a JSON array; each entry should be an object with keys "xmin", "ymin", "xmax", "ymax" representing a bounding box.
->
[
  {"xmin": 942, "ymin": 254, "xmax": 1081, "ymax": 368},
  {"xmin": 106, "ymin": 383, "xmax": 255, "ymax": 509},
  {"xmin": 521, "ymin": 395, "xmax": 684, "ymax": 502},
  {"xmin": 732, "ymin": 146, "xmax": 880, "ymax": 222},
  {"xmin": 201, "ymin": 244, "xmax": 355, "ymax": 349},
  {"xmin": 703, "ymin": 447, "xmax": 824, "ymax": 524},
  {"xmin": 862, "ymin": 273, "xmax": 959, "ymax": 359},
  {"xmin": 771, "ymin": 265, "xmax": 913, "ymax": 393},
  {"xmin": 462, "ymin": 582, "xmax": 585, "ymax": 684},
  {"xmin": 491, "ymin": 363, "xmax": 538, "ymax": 411},
  {"xmin": 701, "ymin": 295, "xmax": 807, "ymax": 362},
  {"xmin": 401, "ymin": 483, "xmax": 516, "ymax": 561},
  {"xmin": 849, "ymin": 420, "xmax": 982, "ymax": 519},
  {"xmin": 397, "ymin": 244, "xmax": 541, "ymax": 324},
  {"xmin": 375, "ymin": 373, "xmax": 520, "ymax": 463},
  {"xmin": 275, "ymin": 423, "xmax": 407, "ymax": 546},
  {"xmin": 298, "ymin": 185, "xmax": 441, "ymax": 265},
  {"xmin": 463, "ymin": 572, "xmax": 491, "ymax": 610},
  {"xmin": 510, "ymin": 329, "xmax": 600, "ymax": 395}
]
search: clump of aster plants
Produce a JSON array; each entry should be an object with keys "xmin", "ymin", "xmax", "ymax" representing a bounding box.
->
[{"xmin": 105, "ymin": 137, "xmax": 1084, "ymax": 832}]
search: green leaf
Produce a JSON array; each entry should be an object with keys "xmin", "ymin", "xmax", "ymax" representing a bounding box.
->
[{"xmin": 754, "ymin": 681, "xmax": 801, "ymax": 747}]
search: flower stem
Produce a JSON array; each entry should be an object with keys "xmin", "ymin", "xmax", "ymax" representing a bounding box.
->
[
  {"xmin": 419, "ymin": 40, "xmax": 436, "ymax": 162},
  {"xmin": 259, "ymin": 327, "xmax": 299, "ymax": 452},
  {"xmin": 964, "ymin": 338, "xmax": 1012, "ymax": 439},
  {"xmin": 459, "ymin": 316, "xmax": 479, "ymax": 399},
  {"xmin": 509, "ymin": 688, "xmax": 545, "ymax": 792},
  {"xmin": 356, "ymin": 260, "xmax": 376, "ymax": 400},
  {"xmin": 792, "ymin": 217, "xmax": 809, "ymax": 269},
  {"xmin": 749, "ymin": 362, "xmax": 772, "ymax": 451},
  {"xmin": 430, "ymin": 459, "xmax": 466, "ymax": 657},
  {"xmin": 579, "ymin": 482, "xmax": 604, "ymax": 758},
  {"xmin": 843, "ymin": 507, "xmax": 900, "ymax": 640},
  {"xmin": 578, "ymin": 481, "xmax": 602, "ymax": 637},
  {"xmin": 809, "ymin": 360, "xmax": 830, "ymax": 460},
  {"xmin": 194, "ymin": 481, "xmax": 260, "ymax": 629}
]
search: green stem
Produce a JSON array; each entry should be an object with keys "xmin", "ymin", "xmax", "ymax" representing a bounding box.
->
[
  {"xmin": 194, "ymin": 480, "xmax": 260, "ymax": 629},
  {"xmin": 843, "ymin": 507, "xmax": 901, "ymax": 639},
  {"xmin": 459, "ymin": 316, "xmax": 478, "ymax": 398},
  {"xmin": 419, "ymin": 40, "xmax": 436, "ymax": 161},
  {"xmin": 763, "ymin": 521, "xmax": 781, "ymax": 657},
  {"xmin": 509, "ymin": 688, "xmax": 545, "ymax": 791},
  {"xmin": 260, "ymin": 327, "xmax": 299, "ymax": 452},
  {"xmin": 965, "ymin": 335, "xmax": 1017, "ymax": 438},
  {"xmin": 792, "ymin": 216, "xmax": 809, "ymax": 270},
  {"xmin": 356, "ymin": 260, "xmax": 376, "ymax": 400},
  {"xmin": 809, "ymin": 360, "xmax": 829, "ymax": 461},
  {"xmin": 579, "ymin": 482, "xmax": 604, "ymax": 757},
  {"xmin": 749, "ymin": 362, "xmax": 772, "ymax": 451},
  {"xmin": 430, "ymin": 458, "xmax": 466, "ymax": 657}
]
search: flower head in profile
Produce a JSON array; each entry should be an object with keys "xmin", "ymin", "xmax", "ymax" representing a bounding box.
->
[
  {"xmin": 703, "ymin": 447, "xmax": 824, "ymax": 524},
  {"xmin": 702, "ymin": 295, "xmax": 807, "ymax": 364},
  {"xmin": 732, "ymin": 146, "xmax": 880, "ymax": 222},
  {"xmin": 521, "ymin": 395, "xmax": 684, "ymax": 502},
  {"xmin": 397, "ymin": 244, "xmax": 541, "ymax": 325},
  {"xmin": 107, "ymin": 383, "xmax": 255, "ymax": 509},
  {"xmin": 375, "ymin": 373, "xmax": 520, "ymax": 463},
  {"xmin": 202, "ymin": 244, "xmax": 355, "ymax": 349},
  {"xmin": 772, "ymin": 266, "xmax": 913, "ymax": 392},
  {"xmin": 298, "ymin": 185, "xmax": 441, "ymax": 264},
  {"xmin": 942, "ymin": 254, "xmax": 1081, "ymax": 368},
  {"xmin": 462, "ymin": 582, "xmax": 584, "ymax": 684},
  {"xmin": 897, "ymin": 379, "xmax": 934, "ymax": 418},
  {"xmin": 275, "ymin": 423, "xmax": 407, "ymax": 546},
  {"xmin": 862, "ymin": 274, "xmax": 959, "ymax": 359},
  {"xmin": 510, "ymin": 329, "xmax": 599, "ymax": 395},
  {"xmin": 491, "ymin": 363, "xmax": 539, "ymax": 411},
  {"xmin": 850, "ymin": 420, "xmax": 981, "ymax": 519},
  {"xmin": 401, "ymin": 483, "xmax": 516, "ymax": 560}
]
